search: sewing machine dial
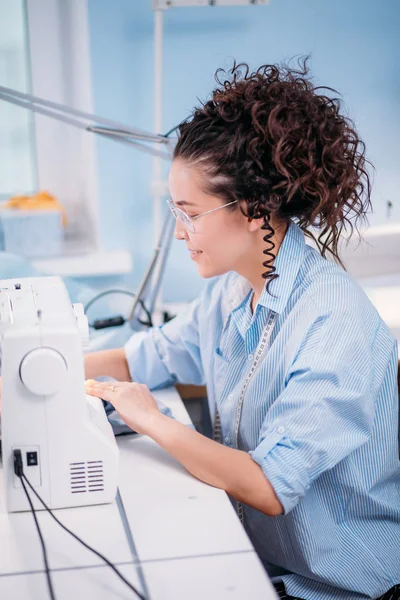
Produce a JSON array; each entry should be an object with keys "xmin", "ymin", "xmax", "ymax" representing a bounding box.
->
[{"xmin": 20, "ymin": 348, "xmax": 67, "ymax": 396}]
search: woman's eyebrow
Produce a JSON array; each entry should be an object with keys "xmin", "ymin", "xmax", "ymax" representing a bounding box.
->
[{"xmin": 175, "ymin": 200, "xmax": 195, "ymax": 207}]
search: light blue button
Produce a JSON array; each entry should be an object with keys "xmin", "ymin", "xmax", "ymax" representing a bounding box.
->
[
  {"xmin": 277, "ymin": 426, "xmax": 285, "ymax": 434},
  {"xmin": 224, "ymin": 436, "xmax": 231, "ymax": 445},
  {"xmin": 248, "ymin": 354, "xmax": 254, "ymax": 360}
]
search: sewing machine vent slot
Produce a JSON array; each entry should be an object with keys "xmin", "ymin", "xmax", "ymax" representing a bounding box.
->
[
  {"xmin": 70, "ymin": 462, "xmax": 87, "ymax": 494},
  {"xmin": 69, "ymin": 461, "xmax": 104, "ymax": 494},
  {"xmin": 87, "ymin": 460, "xmax": 104, "ymax": 492}
]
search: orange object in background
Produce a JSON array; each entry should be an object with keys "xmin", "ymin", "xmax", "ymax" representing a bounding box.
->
[{"xmin": 1, "ymin": 191, "xmax": 68, "ymax": 226}]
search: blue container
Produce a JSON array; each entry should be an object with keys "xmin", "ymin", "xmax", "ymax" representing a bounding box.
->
[{"xmin": 0, "ymin": 209, "xmax": 64, "ymax": 258}]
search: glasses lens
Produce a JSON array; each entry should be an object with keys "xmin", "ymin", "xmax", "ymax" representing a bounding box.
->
[
  {"xmin": 170, "ymin": 203, "xmax": 195, "ymax": 233},
  {"xmin": 181, "ymin": 211, "xmax": 195, "ymax": 233},
  {"xmin": 167, "ymin": 200, "xmax": 177, "ymax": 218}
]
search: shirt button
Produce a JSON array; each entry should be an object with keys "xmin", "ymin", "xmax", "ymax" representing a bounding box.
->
[
  {"xmin": 248, "ymin": 354, "xmax": 254, "ymax": 361},
  {"xmin": 228, "ymin": 394, "xmax": 233, "ymax": 400},
  {"xmin": 277, "ymin": 426, "xmax": 285, "ymax": 434},
  {"xmin": 224, "ymin": 436, "xmax": 231, "ymax": 445}
]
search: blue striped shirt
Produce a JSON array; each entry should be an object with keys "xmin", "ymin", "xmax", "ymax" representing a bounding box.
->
[{"xmin": 125, "ymin": 221, "xmax": 400, "ymax": 600}]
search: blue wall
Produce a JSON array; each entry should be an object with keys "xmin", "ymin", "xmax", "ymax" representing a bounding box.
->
[{"xmin": 87, "ymin": 0, "xmax": 400, "ymax": 303}]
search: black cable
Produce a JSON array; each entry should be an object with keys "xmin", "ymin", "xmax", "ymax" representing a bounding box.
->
[
  {"xmin": 22, "ymin": 474, "xmax": 147, "ymax": 600},
  {"xmin": 13, "ymin": 451, "xmax": 146, "ymax": 600},
  {"xmin": 84, "ymin": 289, "xmax": 136, "ymax": 314},
  {"xmin": 138, "ymin": 301, "xmax": 153, "ymax": 328},
  {"xmin": 20, "ymin": 477, "xmax": 57, "ymax": 599},
  {"xmin": 84, "ymin": 289, "xmax": 153, "ymax": 329},
  {"xmin": 13, "ymin": 450, "xmax": 56, "ymax": 600}
]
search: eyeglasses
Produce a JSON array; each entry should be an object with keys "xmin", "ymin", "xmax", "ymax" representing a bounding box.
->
[{"xmin": 167, "ymin": 199, "xmax": 238, "ymax": 233}]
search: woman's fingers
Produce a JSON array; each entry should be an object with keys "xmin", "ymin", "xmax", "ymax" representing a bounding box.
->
[
  {"xmin": 85, "ymin": 380, "xmax": 117, "ymax": 402},
  {"xmin": 85, "ymin": 380, "xmax": 147, "ymax": 401},
  {"xmin": 84, "ymin": 381, "xmax": 159, "ymax": 434}
]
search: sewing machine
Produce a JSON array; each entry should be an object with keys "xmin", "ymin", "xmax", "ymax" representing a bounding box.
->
[{"xmin": 0, "ymin": 276, "xmax": 119, "ymax": 513}]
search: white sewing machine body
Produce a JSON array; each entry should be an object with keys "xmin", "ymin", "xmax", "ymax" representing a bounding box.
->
[{"xmin": 0, "ymin": 276, "xmax": 119, "ymax": 513}]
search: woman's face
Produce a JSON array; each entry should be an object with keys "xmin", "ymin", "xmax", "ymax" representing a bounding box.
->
[{"xmin": 168, "ymin": 159, "xmax": 256, "ymax": 279}]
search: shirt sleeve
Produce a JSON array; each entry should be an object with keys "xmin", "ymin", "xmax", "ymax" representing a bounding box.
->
[
  {"xmin": 249, "ymin": 305, "xmax": 389, "ymax": 515},
  {"xmin": 124, "ymin": 292, "xmax": 206, "ymax": 390}
]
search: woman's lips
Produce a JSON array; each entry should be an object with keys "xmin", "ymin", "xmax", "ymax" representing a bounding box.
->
[{"xmin": 189, "ymin": 249, "xmax": 203, "ymax": 260}]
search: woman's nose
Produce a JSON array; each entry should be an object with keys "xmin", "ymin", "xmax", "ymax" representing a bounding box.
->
[{"xmin": 174, "ymin": 219, "xmax": 188, "ymax": 240}]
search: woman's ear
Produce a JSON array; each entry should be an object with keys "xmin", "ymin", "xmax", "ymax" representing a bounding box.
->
[
  {"xmin": 247, "ymin": 212, "xmax": 287, "ymax": 235},
  {"xmin": 247, "ymin": 216, "xmax": 265, "ymax": 233}
]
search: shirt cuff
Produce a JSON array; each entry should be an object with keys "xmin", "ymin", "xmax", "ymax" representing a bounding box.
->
[
  {"xmin": 249, "ymin": 426, "xmax": 310, "ymax": 514},
  {"xmin": 124, "ymin": 329, "xmax": 176, "ymax": 390}
]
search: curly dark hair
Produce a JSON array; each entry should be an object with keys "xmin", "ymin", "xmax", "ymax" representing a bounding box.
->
[{"xmin": 173, "ymin": 58, "xmax": 372, "ymax": 287}]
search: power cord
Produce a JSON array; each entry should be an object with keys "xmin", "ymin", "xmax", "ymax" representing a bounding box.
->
[
  {"xmin": 13, "ymin": 449, "xmax": 146, "ymax": 600},
  {"xmin": 84, "ymin": 289, "xmax": 153, "ymax": 330},
  {"xmin": 14, "ymin": 451, "xmax": 56, "ymax": 600}
]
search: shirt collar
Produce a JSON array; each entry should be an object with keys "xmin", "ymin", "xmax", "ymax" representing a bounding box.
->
[{"xmin": 225, "ymin": 221, "xmax": 305, "ymax": 316}]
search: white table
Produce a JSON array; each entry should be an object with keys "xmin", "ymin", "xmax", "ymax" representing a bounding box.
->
[{"xmin": 0, "ymin": 388, "xmax": 277, "ymax": 600}]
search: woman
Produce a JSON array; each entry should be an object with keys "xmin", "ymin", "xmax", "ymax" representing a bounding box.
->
[{"xmin": 85, "ymin": 62, "xmax": 400, "ymax": 600}]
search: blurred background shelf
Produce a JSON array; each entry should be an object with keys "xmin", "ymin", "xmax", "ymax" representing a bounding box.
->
[{"xmin": 32, "ymin": 249, "xmax": 132, "ymax": 277}]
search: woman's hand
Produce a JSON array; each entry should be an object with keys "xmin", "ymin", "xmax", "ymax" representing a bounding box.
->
[{"xmin": 85, "ymin": 380, "xmax": 161, "ymax": 434}]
